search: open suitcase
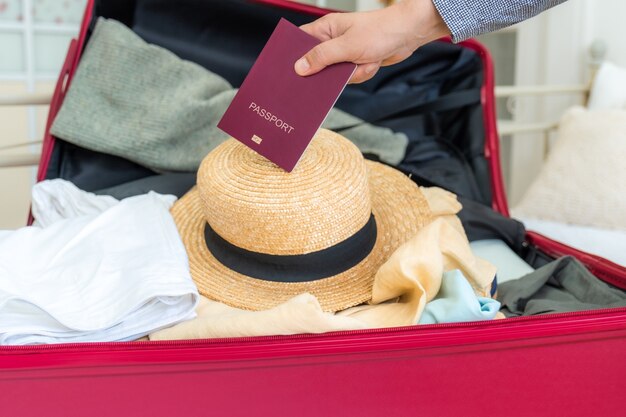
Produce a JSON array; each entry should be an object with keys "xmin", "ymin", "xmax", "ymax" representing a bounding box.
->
[{"xmin": 2, "ymin": 1, "xmax": 626, "ymax": 416}]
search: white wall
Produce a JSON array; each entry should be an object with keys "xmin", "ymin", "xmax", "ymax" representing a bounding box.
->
[
  {"xmin": 300, "ymin": 0, "xmax": 381, "ymax": 11},
  {"xmin": 587, "ymin": 0, "xmax": 626, "ymax": 67},
  {"xmin": 356, "ymin": 0, "xmax": 383, "ymax": 10}
]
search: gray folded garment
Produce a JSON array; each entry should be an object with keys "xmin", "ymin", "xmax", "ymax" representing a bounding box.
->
[
  {"xmin": 51, "ymin": 18, "xmax": 408, "ymax": 172},
  {"xmin": 322, "ymin": 110, "xmax": 407, "ymax": 165},
  {"xmin": 497, "ymin": 256, "xmax": 626, "ymax": 316}
]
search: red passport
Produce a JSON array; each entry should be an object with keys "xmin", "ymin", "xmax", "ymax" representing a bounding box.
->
[{"xmin": 217, "ymin": 18, "xmax": 356, "ymax": 172}]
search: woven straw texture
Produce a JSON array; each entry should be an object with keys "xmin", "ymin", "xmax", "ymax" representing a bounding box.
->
[{"xmin": 172, "ymin": 129, "xmax": 432, "ymax": 312}]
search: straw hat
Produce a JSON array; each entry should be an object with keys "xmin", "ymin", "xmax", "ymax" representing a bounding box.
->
[{"xmin": 171, "ymin": 129, "xmax": 432, "ymax": 312}]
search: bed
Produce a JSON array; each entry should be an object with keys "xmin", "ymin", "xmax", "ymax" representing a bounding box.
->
[{"xmin": 496, "ymin": 39, "xmax": 626, "ymax": 267}]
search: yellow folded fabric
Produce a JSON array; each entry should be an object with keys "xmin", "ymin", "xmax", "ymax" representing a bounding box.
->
[
  {"xmin": 420, "ymin": 185, "xmax": 467, "ymax": 237},
  {"xmin": 150, "ymin": 293, "xmax": 366, "ymax": 340},
  {"xmin": 338, "ymin": 217, "xmax": 496, "ymax": 328}
]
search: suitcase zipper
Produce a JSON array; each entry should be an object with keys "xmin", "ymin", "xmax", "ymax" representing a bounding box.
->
[{"xmin": 2, "ymin": 306, "xmax": 626, "ymax": 354}]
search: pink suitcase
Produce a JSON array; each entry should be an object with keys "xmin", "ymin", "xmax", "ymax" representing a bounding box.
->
[{"xmin": 3, "ymin": 1, "xmax": 626, "ymax": 416}]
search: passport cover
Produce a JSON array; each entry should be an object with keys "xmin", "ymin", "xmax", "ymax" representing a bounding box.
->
[{"xmin": 217, "ymin": 18, "xmax": 356, "ymax": 172}]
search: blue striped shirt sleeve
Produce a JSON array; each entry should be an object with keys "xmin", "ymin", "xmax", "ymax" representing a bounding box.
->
[{"xmin": 431, "ymin": 0, "xmax": 569, "ymax": 42}]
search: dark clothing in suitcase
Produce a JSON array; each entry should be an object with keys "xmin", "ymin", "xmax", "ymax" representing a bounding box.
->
[
  {"xmin": 48, "ymin": 0, "xmax": 491, "ymax": 206},
  {"xmin": 499, "ymin": 256, "xmax": 626, "ymax": 316},
  {"xmin": 94, "ymin": 172, "xmax": 196, "ymax": 200}
]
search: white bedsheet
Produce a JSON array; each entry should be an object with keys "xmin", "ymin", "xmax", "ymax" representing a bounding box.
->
[{"xmin": 516, "ymin": 217, "xmax": 626, "ymax": 267}]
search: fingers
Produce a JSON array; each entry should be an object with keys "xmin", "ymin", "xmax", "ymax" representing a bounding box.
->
[
  {"xmin": 294, "ymin": 37, "xmax": 350, "ymax": 77},
  {"xmin": 349, "ymin": 62, "xmax": 381, "ymax": 84},
  {"xmin": 296, "ymin": 13, "xmax": 355, "ymax": 77},
  {"xmin": 294, "ymin": 41, "xmax": 381, "ymax": 84},
  {"xmin": 300, "ymin": 12, "xmax": 351, "ymax": 42},
  {"xmin": 295, "ymin": 12, "xmax": 385, "ymax": 82},
  {"xmin": 299, "ymin": 17, "xmax": 334, "ymax": 42}
]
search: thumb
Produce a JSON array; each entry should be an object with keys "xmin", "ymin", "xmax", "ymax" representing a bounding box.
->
[{"xmin": 294, "ymin": 38, "xmax": 349, "ymax": 76}]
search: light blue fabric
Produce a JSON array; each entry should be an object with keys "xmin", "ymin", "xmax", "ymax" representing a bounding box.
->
[{"xmin": 419, "ymin": 270, "xmax": 500, "ymax": 325}]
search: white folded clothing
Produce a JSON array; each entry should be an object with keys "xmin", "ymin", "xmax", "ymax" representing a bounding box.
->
[
  {"xmin": 31, "ymin": 178, "xmax": 119, "ymax": 227},
  {"xmin": 0, "ymin": 180, "xmax": 198, "ymax": 344}
]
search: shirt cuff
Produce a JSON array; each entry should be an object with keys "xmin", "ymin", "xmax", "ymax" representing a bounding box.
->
[{"xmin": 431, "ymin": 0, "xmax": 481, "ymax": 42}]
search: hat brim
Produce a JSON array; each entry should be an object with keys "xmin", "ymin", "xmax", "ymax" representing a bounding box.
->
[{"xmin": 171, "ymin": 161, "xmax": 432, "ymax": 312}]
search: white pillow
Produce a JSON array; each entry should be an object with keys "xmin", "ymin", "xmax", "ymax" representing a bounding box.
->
[
  {"xmin": 587, "ymin": 62, "xmax": 626, "ymax": 110},
  {"xmin": 512, "ymin": 106, "xmax": 626, "ymax": 231}
]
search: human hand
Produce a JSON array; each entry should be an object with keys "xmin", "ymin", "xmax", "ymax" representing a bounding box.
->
[{"xmin": 294, "ymin": 0, "xmax": 450, "ymax": 83}]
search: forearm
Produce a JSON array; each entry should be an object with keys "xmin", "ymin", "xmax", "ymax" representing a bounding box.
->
[
  {"xmin": 431, "ymin": 0, "xmax": 568, "ymax": 42},
  {"xmin": 399, "ymin": 0, "xmax": 451, "ymax": 48}
]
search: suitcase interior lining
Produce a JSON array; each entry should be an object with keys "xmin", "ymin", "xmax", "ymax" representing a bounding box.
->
[
  {"xmin": 45, "ymin": 0, "xmax": 491, "ymax": 204},
  {"xmin": 43, "ymin": 0, "xmax": 600, "ymax": 276}
]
